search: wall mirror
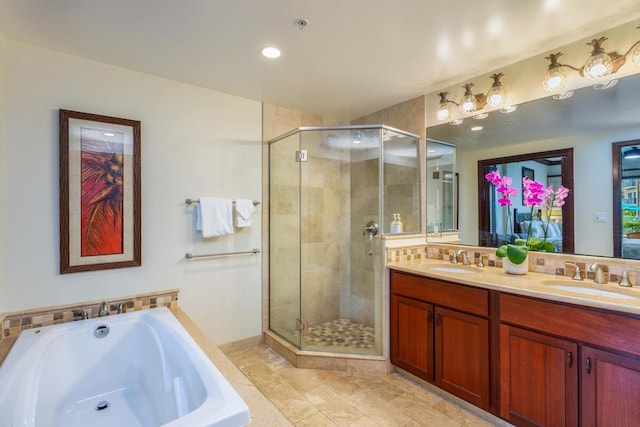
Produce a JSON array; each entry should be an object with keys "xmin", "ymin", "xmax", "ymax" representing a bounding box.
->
[{"xmin": 426, "ymin": 70, "xmax": 640, "ymax": 258}]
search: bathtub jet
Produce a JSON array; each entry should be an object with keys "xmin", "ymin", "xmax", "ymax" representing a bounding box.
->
[{"xmin": 0, "ymin": 307, "xmax": 250, "ymax": 427}]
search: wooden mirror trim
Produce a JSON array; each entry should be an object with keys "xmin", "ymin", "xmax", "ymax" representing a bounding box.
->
[
  {"xmin": 477, "ymin": 148, "xmax": 574, "ymax": 253},
  {"xmin": 612, "ymin": 139, "xmax": 640, "ymax": 258}
]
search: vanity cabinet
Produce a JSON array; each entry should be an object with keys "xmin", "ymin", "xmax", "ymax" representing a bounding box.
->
[
  {"xmin": 500, "ymin": 325, "xmax": 578, "ymax": 426},
  {"xmin": 500, "ymin": 293, "xmax": 640, "ymax": 427},
  {"xmin": 581, "ymin": 346, "xmax": 640, "ymax": 427},
  {"xmin": 390, "ymin": 270, "xmax": 490, "ymax": 410}
]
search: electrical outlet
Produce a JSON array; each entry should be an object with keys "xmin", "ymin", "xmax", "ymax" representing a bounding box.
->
[{"xmin": 594, "ymin": 212, "xmax": 608, "ymax": 223}]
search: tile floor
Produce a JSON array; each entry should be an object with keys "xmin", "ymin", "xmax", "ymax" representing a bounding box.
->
[
  {"xmin": 301, "ymin": 319, "xmax": 377, "ymax": 355},
  {"xmin": 227, "ymin": 345, "xmax": 511, "ymax": 427}
]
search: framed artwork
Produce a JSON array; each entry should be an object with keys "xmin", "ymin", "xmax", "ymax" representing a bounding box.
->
[
  {"xmin": 59, "ymin": 109, "xmax": 141, "ymax": 274},
  {"xmin": 522, "ymin": 167, "xmax": 535, "ymax": 204}
]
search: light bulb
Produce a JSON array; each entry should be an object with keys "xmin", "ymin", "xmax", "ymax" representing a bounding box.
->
[
  {"xmin": 487, "ymin": 85, "xmax": 506, "ymax": 108},
  {"xmin": 543, "ymin": 66, "xmax": 566, "ymax": 92},
  {"xmin": 584, "ymin": 51, "xmax": 613, "ymax": 79},
  {"xmin": 633, "ymin": 43, "xmax": 640, "ymax": 67},
  {"xmin": 459, "ymin": 83, "xmax": 477, "ymax": 114},
  {"xmin": 436, "ymin": 102, "xmax": 451, "ymax": 121},
  {"xmin": 487, "ymin": 73, "xmax": 507, "ymax": 108}
]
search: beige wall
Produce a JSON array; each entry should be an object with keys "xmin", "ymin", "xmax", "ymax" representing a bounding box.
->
[{"xmin": 0, "ymin": 40, "xmax": 263, "ymax": 345}]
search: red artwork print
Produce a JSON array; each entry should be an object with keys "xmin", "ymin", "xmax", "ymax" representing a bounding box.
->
[{"xmin": 80, "ymin": 128, "xmax": 125, "ymax": 256}]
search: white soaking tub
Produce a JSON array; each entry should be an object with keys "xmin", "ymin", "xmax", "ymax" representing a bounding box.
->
[{"xmin": 0, "ymin": 307, "xmax": 250, "ymax": 427}]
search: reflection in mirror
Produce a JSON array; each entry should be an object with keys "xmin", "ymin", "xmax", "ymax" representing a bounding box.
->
[
  {"xmin": 613, "ymin": 139, "xmax": 640, "ymax": 259},
  {"xmin": 426, "ymin": 71, "xmax": 640, "ymax": 258},
  {"xmin": 478, "ymin": 149, "xmax": 574, "ymax": 253},
  {"xmin": 426, "ymin": 140, "xmax": 456, "ymax": 236}
]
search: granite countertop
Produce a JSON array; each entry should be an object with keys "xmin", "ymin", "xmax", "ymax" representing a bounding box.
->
[
  {"xmin": 388, "ymin": 258, "xmax": 640, "ymax": 315},
  {"xmin": 0, "ymin": 308, "xmax": 291, "ymax": 426}
]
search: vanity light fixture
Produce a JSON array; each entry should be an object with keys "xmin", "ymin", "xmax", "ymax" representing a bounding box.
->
[
  {"xmin": 436, "ymin": 91, "xmax": 456, "ymax": 121},
  {"xmin": 436, "ymin": 73, "xmax": 507, "ymax": 121},
  {"xmin": 623, "ymin": 146, "xmax": 640, "ymax": 159},
  {"xmin": 542, "ymin": 26, "xmax": 640, "ymax": 92}
]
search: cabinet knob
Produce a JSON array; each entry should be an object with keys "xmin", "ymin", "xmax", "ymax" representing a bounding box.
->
[
  {"xmin": 427, "ymin": 311, "xmax": 433, "ymax": 323},
  {"xmin": 585, "ymin": 357, "xmax": 592, "ymax": 374},
  {"xmin": 567, "ymin": 352, "xmax": 573, "ymax": 368},
  {"xmin": 435, "ymin": 314, "xmax": 441, "ymax": 326}
]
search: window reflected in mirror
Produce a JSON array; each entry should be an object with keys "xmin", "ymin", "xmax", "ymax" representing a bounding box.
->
[
  {"xmin": 613, "ymin": 140, "xmax": 640, "ymax": 259},
  {"xmin": 426, "ymin": 140, "xmax": 457, "ymax": 236}
]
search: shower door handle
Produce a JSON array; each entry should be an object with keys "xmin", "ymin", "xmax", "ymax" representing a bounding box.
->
[{"xmin": 363, "ymin": 221, "xmax": 379, "ymax": 256}]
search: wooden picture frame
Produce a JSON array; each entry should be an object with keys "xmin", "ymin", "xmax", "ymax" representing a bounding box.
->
[{"xmin": 59, "ymin": 109, "xmax": 141, "ymax": 274}]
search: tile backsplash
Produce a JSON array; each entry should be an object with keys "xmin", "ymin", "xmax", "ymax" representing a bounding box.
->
[
  {"xmin": 1, "ymin": 289, "xmax": 179, "ymax": 341},
  {"xmin": 387, "ymin": 243, "xmax": 640, "ymax": 286}
]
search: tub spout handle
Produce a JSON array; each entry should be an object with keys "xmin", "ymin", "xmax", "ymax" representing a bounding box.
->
[{"xmin": 98, "ymin": 301, "xmax": 109, "ymax": 317}]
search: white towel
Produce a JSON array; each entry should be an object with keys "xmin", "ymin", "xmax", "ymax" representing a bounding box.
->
[
  {"xmin": 235, "ymin": 199, "xmax": 255, "ymax": 228},
  {"xmin": 196, "ymin": 197, "xmax": 234, "ymax": 238}
]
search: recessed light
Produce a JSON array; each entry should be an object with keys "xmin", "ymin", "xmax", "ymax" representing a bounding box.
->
[
  {"xmin": 471, "ymin": 126, "xmax": 483, "ymax": 131},
  {"xmin": 262, "ymin": 47, "xmax": 281, "ymax": 59}
]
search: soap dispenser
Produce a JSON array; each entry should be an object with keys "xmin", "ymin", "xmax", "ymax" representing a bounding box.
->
[{"xmin": 390, "ymin": 213, "xmax": 404, "ymax": 234}]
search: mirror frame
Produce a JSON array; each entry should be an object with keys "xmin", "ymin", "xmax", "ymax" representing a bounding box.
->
[
  {"xmin": 612, "ymin": 138, "xmax": 640, "ymax": 257},
  {"xmin": 477, "ymin": 148, "xmax": 575, "ymax": 253}
]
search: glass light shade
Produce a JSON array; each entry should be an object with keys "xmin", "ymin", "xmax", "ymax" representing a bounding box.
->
[
  {"xmin": 584, "ymin": 52, "xmax": 613, "ymax": 80},
  {"xmin": 460, "ymin": 94, "xmax": 477, "ymax": 114},
  {"xmin": 543, "ymin": 66, "xmax": 566, "ymax": 92},
  {"xmin": 436, "ymin": 102, "xmax": 451, "ymax": 121},
  {"xmin": 487, "ymin": 85, "xmax": 506, "ymax": 108},
  {"xmin": 633, "ymin": 43, "xmax": 640, "ymax": 67}
]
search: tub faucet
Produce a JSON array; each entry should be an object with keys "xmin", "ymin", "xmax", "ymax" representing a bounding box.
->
[
  {"xmin": 590, "ymin": 263, "xmax": 606, "ymax": 284},
  {"xmin": 456, "ymin": 250, "xmax": 471, "ymax": 265},
  {"xmin": 98, "ymin": 301, "xmax": 109, "ymax": 317},
  {"xmin": 72, "ymin": 309, "xmax": 88, "ymax": 320}
]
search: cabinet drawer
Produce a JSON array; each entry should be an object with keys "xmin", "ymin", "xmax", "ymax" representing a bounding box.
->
[
  {"xmin": 500, "ymin": 293, "xmax": 640, "ymax": 357},
  {"xmin": 390, "ymin": 270, "xmax": 488, "ymax": 317}
]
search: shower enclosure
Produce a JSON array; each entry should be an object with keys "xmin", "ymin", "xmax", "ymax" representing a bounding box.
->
[{"xmin": 269, "ymin": 125, "xmax": 420, "ymax": 356}]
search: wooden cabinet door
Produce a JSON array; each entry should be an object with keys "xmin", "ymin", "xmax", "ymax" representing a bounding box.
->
[
  {"xmin": 500, "ymin": 325, "xmax": 578, "ymax": 427},
  {"xmin": 582, "ymin": 346, "xmax": 640, "ymax": 427},
  {"xmin": 390, "ymin": 294, "xmax": 434, "ymax": 380},
  {"xmin": 435, "ymin": 307, "xmax": 490, "ymax": 409}
]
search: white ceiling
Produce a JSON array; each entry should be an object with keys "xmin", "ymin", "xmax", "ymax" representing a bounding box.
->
[{"xmin": 1, "ymin": 0, "xmax": 640, "ymax": 121}]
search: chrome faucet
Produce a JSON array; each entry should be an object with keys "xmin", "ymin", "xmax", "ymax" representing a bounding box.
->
[
  {"xmin": 456, "ymin": 250, "xmax": 471, "ymax": 265},
  {"xmin": 564, "ymin": 262, "xmax": 583, "ymax": 281},
  {"xmin": 590, "ymin": 263, "xmax": 606, "ymax": 284},
  {"xmin": 72, "ymin": 309, "xmax": 88, "ymax": 320},
  {"xmin": 619, "ymin": 270, "xmax": 640, "ymax": 287},
  {"xmin": 98, "ymin": 301, "xmax": 109, "ymax": 317},
  {"xmin": 476, "ymin": 254, "xmax": 486, "ymax": 268}
]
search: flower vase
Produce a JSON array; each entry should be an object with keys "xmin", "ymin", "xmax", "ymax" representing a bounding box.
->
[{"xmin": 503, "ymin": 255, "xmax": 529, "ymax": 275}]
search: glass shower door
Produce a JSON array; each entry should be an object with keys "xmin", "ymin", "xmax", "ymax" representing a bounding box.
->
[{"xmin": 269, "ymin": 132, "xmax": 301, "ymax": 348}]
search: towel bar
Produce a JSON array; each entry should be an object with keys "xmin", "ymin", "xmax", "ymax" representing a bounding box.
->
[
  {"xmin": 185, "ymin": 248, "xmax": 261, "ymax": 260},
  {"xmin": 185, "ymin": 198, "xmax": 260, "ymax": 206}
]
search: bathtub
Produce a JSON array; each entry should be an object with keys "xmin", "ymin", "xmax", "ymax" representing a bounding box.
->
[{"xmin": 0, "ymin": 307, "xmax": 250, "ymax": 427}]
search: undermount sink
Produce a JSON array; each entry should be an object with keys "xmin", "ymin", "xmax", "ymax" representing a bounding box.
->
[
  {"xmin": 426, "ymin": 265, "xmax": 483, "ymax": 274},
  {"xmin": 542, "ymin": 280, "xmax": 638, "ymax": 300}
]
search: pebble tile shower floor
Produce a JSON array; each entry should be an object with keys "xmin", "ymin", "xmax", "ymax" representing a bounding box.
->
[
  {"xmin": 300, "ymin": 319, "xmax": 376, "ymax": 354},
  {"xmin": 227, "ymin": 345, "xmax": 511, "ymax": 427}
]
